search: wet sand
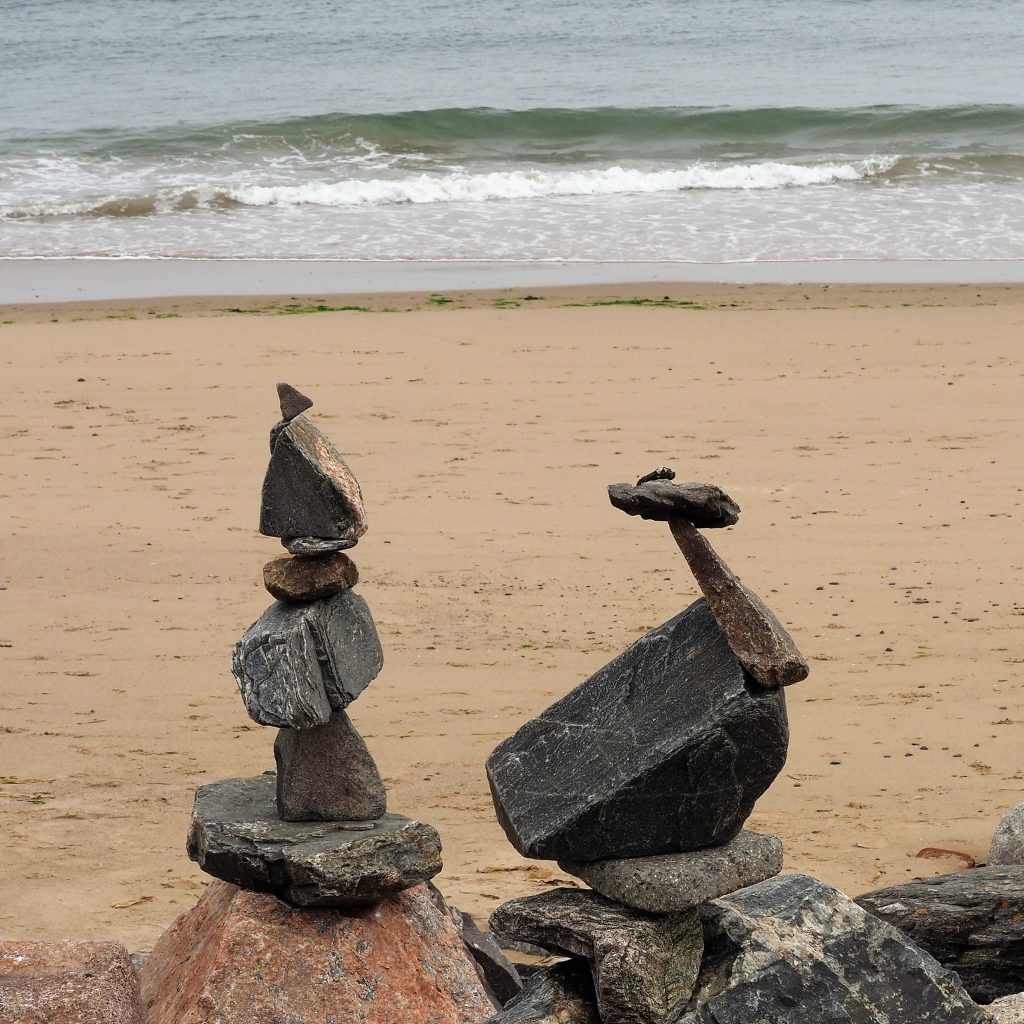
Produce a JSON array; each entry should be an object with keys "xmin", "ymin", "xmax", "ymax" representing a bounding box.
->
[{"xmin": 1, "ymin": 282, "xmax": 1022, "ymax": 949}]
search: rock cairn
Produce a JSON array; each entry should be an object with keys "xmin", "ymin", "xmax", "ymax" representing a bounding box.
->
[
  {"xmin": 185, "ymin": 383, "xmax": 443, "ymax": 907},
  {"xmin": 484, "ymin": 471, "xmax": 985, "ymax": 1023}
]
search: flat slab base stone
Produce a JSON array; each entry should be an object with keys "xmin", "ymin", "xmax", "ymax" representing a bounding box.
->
[
  {"xmin": 0, "ymin": 940, "xmax": 142, "ymax": 1024},
  {"xmin": 186, "ymin": 773, "xmax": 442, "ymax": 906},
  {"xmin": 139, "ymin": 880, "xmax": 498, "ymax": 1024},
  {"xmin": 559, "ymin": 830, "xmax": 784, "ymax": 913},
  {"xmin": 490, "ymin": 888, "xmax": 703, "ymax": 1024}
]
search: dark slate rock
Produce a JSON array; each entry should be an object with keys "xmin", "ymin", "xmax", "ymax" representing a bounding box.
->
[
  {"xmin": 486, "ymin": 598, "xmax": 789, "ymax": 862},
  {"xmin": 680, "ymin": 872, "xmax": 984, "ymax": 1023},
  {"xmin": 669, "ymin": 521, "xmax": 809, "ymax": 689},
  {"xmin": 484, "ymin": 960, "xmax": 600, "ymax": 1024},
  {"xmin": 451, "ymin": 907, "xmax": 523, "ymax": 1007},
  {"xmin": 855, "ymin": 865, "xmax": 1024, "ymax": 1004},
  {"xmin": 186, "ymin": 773, "xmax": 441, "ymax": 907},
  {"xmin": 231, "ymin": 590, "xmax": 383, "ymax": 729},
  {"xmin": 990, "ymin": 802, "xmax": 1024, "ymax": 865},
  {"xmin": 274, "ymin": 710, "xmax": 386, "ymax": 822},
  {"xmin": 559, "ymin": 830, "xmax": 784, "ymax": 913},
  {"xmin": 263, "ymin": 551, "xmax": 359, "ymax": 602},
  {"xmin": 490, "ymin": 888, "xmax": 703, "ymax": 1024},
  {"xmin": 276, "ymin": 381, "xmax": 313, "ymax": 421},
  {"xmin": 260, "ymin": 413, "xmax": 368, "ymax": 541},
  {"xmin": 607, "ymin": 480, "xmax": 740, "ymax": 527},
  {"xmin": 283, "ymin": 535, "xmax": 358, "ymax": 557}
]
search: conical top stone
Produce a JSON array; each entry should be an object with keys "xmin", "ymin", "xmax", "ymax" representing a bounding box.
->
[
  {"xmin": 277, "ymin": 382, "xmax": 314, "ymax": 420},
  {"xmin": 260, "ymin": 391, "xmax": 368, "ymax": 541}
]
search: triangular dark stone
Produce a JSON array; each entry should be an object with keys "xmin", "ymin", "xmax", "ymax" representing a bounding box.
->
[
  {"xmin": 260, "ymin": 415, "xmax": 368, "ymax": 541},
  {"xmin": 277, "ymin": 382, "xmax": 314, "ymax": 420}
]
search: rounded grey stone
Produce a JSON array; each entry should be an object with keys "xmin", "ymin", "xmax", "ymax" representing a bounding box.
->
[
  {"xmin": 990, "ymin": 801, "xmax": 1024, "ymax": 865},
  {"xmin": 559, "ymin": 830, "xmax": 784, "ymax": 913}
]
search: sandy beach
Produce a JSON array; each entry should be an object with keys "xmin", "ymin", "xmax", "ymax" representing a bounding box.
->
[{"xmin": 1, "ymin": 280, "xmax": 1022, "ymax": 952}]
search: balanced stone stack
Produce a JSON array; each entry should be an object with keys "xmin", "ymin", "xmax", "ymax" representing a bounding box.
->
[
  {"xmin": 484, "ymin": 470, "xmax": 986, "ymax": 1023},
  {"xmin": 186, "ymin": 383, "xmax": 443, "ymax": 907}
]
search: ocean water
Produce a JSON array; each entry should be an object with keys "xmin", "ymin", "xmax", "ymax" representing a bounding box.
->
[{"xmin": 2, "ymin": 0, "xmax": 1024, "ymax": 263}]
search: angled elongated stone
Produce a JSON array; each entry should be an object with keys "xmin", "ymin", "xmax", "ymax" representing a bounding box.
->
[
  {"xmin": 559, "ymin": 830, "xmax": 784, "ymax": 913},
  {"xmin": 260, "ymin": 413, "xmax": 368, "ymax": 541},
  {"xmin": 449, "ymin": 906, "xmax": 523, "ymax": 1008},
  {"xmin": 490, "ymin": 888, "xmax": 702, "ymax": 1024},
  {"xmin": 187, "ymin": 773, "xmax": 441, "ymax": 906},
  {"xmin": 232, "ymin": 590, "xmax": 383, "ymax": 729},
  {"xmin": 680, "ymin": 873, "xmax": 984, "ymax": 1023},
  {"xmin": 274, "ymin": 710, "xmax": 386, "ymax": 821},
  {"xmin": 669, "ymin": 521, "xmax": 808, "ymax": 689},
  {"xmin": 608, "ymin": 481, "xmax": 740, "ymax": 527},
  {"xmin": 855, "ymin": 865, "xmax": 1024, "ymax": 1004},
  {"xmin": 277, "ymin": 381, "xmax": 313, "ymax": 420},
  {"xmin": 484, "ymin": 960, "xmax": 599, "ymax": 1023},
  {"xmin": 486, "ymin": 598, "xmax": 789, "ymax": 862}
]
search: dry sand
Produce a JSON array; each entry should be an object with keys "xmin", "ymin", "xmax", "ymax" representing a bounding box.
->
[{"xmin": 1, "ymin": 281, "xmax": 1022, "ymax": 951}]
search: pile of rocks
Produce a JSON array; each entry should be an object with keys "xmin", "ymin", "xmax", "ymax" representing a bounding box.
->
[
  {"xmin": 137, "ymin": 385, "xmax": 498, "ymax": 1024},
  {"xmin": 484, "ymin": 470, "xmax": 987, "ymax": 1023}
]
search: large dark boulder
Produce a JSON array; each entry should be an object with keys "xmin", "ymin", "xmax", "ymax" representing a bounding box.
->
[
  {"xmin": 680, "ymin": 873, "xmax": 984, "ymax": 1023},
  {"xmin": 486, "ymin": 598, "xmax": 789, "ymax": 862},
  {"xmin": 856, "ymin": 865, "xmax": 1024, "ymax": 1004},
  {"xmin": 490, "ymin": 888, "xmax": 702, "ymax": 1024}
]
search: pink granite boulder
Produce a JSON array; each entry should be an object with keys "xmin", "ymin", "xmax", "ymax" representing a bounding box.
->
[
  {"xmin": 139, "ymin": 880, "xmax": 499, "ymax": 1024},
  {"xmin": 0, "ymin": 940, "xmax": 142, "ymax": 1024}
]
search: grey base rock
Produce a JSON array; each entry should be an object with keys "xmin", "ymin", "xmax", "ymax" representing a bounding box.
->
[
  {"xmin": 487, "ymin": 598, "xmax": 789, "ymax": 862},
  {"xmin": 274, "ymin": 710, "xmax": 386, "ymax": 822},
  {"xmin": 186, "ymin": 773, "xmax": 441, "ymax": 907},
  {"xmin": 679, "ymin": 873, "xmax": 984, "ymax": 1023},
  {"xmin": 990, "ymin": 802, "xmax": 1024, "ymax": 865},
  {"xmin": 484, "ymin": 961, "xmax": 600, "ymax": 1023},
  {"xmin": 491, "ymin": 888, "xmax": 703, "ymax": 1024},
  {"xmin": 231, "ymin": 589, "xmax": 383, "ymax": 729},
  {"xmin": 856, "ymin": 865, "xmax": 1024, "ymax": 1004},
  {"xmin": 559, "ymin": 830, "xmax": 784, "ymax": 913}
]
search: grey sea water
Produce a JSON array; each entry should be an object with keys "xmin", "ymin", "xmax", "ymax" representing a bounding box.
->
[{"xmin": 2, "ymin": 0, "xmax": 1023, "ymax": 262}]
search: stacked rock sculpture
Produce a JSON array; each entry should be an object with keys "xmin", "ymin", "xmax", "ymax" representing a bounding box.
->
[
  {"xmin": 485, "ymin": 469, "xmax": 806, "ymax": 1023},
  {"xmin": 186, "ymin": 383, "xmax": 443, "ymax": 907}
]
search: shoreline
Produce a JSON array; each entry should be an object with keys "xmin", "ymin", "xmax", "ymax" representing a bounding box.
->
[{"xmin": 4, "ymin": 257, "xmax": 1024, "ymax": 306}]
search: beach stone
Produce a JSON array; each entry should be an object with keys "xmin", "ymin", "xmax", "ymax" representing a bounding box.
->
[
  {"xmin": 232, "ymin": 589, "xmax": 383, "ymax": 729},
  {"xmin": 484, "ymin": 960, "xmax": 600, "ymax": 1023},
  {"xmin": 277, "ymin": 381, "xmax": 313, "ymax": 421},
  {"xmin": 669, "ymin": 520, "xmax": 808, "ymax": 688},
  {"xmin": 990, "ymin": 801, "xmax": 1024, "ymax": 865},
  {"xmin": 284, "ymin": 535, "xmax": 358, "ymax": 556},
  {"xmin": 260, "ymin": 413, "xmax": 368, "ymax": 541},
  {"xmin": 559, "ymin": 830, "xmax": 784, "ymax": 913},
  {"xmin": 486, "ymin": 597, "xmax": 789, "ymax": 862},
  {"xmin": 263, "ymin": 551, "xmax": 359, "ymax": 602},
  {"xmin": 450, "ymin": 906, "xmax": 523, "ymax": 1007},
  {"xmin": 680, "ymin": 872, "xmax": 984, "ymax": 1023},
  {"xmin": 274, "ymin": 709, "xmax": 386, "ymax": 821},
  {"xmin": 608, "ymin": 480, "xmax": 740, "ymax": 527},
  {"xmin": 0, "ymin": 940, "xmax": 142, "ymax": 1024},
  {"xmin": 855, "ymin": 865, "xmax": 1024, "ymax": 1004},
  {"xmin": 186, "ymin": 773, "xmax": 441, "ymax": 906},
  {"xmin": 139, "ymin": 879, "xmax": 498, "ymax": 1024},
  {"xmin": 491, "ymin": 888, "xmax": 703, "ymax": 1024},
  {"xmin": 987, "ymin": 993, "xmax": 1024, "ymax": 1023}
]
